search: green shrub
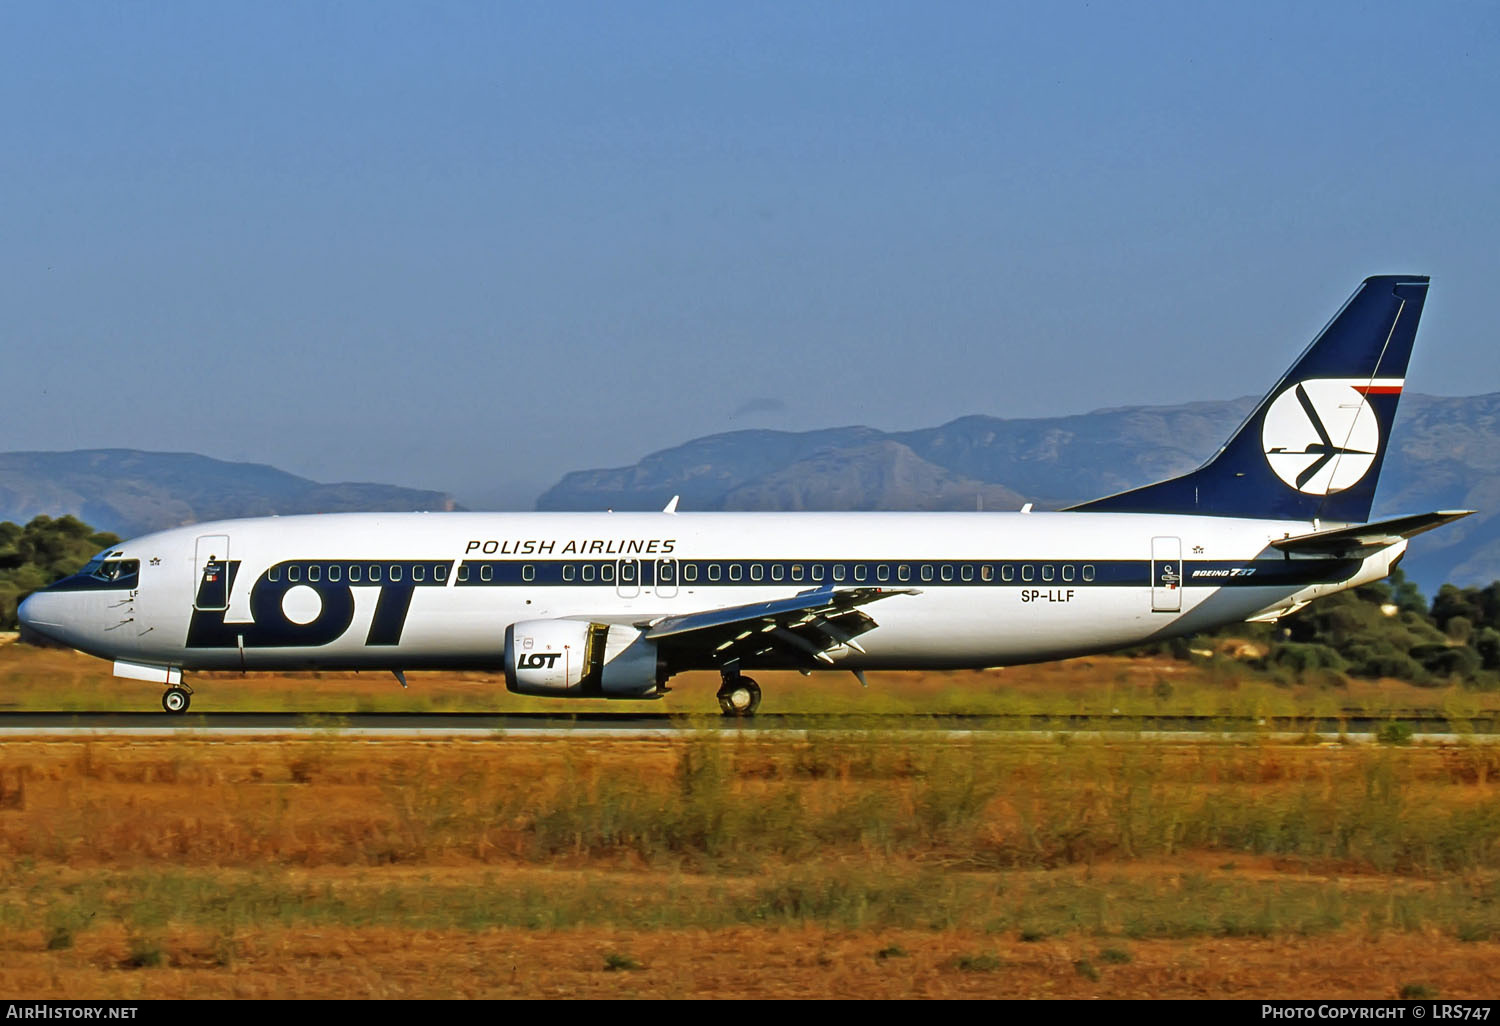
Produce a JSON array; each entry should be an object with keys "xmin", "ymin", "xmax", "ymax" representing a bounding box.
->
[
  {"xmin": 1377, "ymin": 722, "xmax": 1415, "ymax": 746},
  {"xmin": 1270, "ymin": 643, "xmax": 1347, "ymax": 676}
]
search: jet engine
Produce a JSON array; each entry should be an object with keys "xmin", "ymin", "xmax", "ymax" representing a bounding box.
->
[{"xmin": 503, "ymin": 619, "xmax": 665, "ymax": 698}]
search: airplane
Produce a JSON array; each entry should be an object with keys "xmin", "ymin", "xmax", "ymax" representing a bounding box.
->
[{"xmin": 18, "ymin": 274, "xmax": 1473, "ymax": 716}]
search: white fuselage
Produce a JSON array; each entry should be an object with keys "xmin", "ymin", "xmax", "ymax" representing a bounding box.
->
[{"xmin": 20, "ymin": 510, "xmax": 1400, "ymax": 679}]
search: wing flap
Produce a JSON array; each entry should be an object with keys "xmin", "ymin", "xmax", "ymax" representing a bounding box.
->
[
  {"xmin": 1269, "ymin": 510, "xmax": 1474, "ymax": 558},
  {"xmin": 641, "ymin": 585, "xmax": 918, "ymax": 667}
]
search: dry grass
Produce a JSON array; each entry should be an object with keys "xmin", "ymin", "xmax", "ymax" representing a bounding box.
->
[
  {"xmin": 5, "ymin": 640, "xmax": 1500, "ymax": 997},
  {"xmin": 0, "ymin": 734, "xmax": 1499, "ymax": 997}
]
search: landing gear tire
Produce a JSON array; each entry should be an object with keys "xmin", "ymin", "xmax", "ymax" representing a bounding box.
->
[
  {"xmin": 717, "ymin": 676, "xmax": 761, "ymax": 717},
  {"xmin": 162, "ymin": 687, "xmax": 191, "ymax": 714}
]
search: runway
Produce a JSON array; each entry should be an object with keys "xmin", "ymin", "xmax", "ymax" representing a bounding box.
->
[{"xmin": 0, "ymin": 709, "xmax": 1494, "ymax": 741}]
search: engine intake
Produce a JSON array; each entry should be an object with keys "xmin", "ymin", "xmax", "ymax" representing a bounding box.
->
[{"xmin": 503, "ymin": 619, "xmax": 664, "ymax": 698}]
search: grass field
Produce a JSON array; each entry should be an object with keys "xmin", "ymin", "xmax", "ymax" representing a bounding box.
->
[
  {"xmin": 1, "ymin": 727, "xmax": 1498, "ymax": 997},
  {"xmin": 4, "ymin": 639, "xmax": 1500, "ymax": 998}
]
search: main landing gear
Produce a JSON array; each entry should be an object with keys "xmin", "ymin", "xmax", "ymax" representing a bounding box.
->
[
  {"xmin": 717, "ymin": 672, "xmax": 761, "ymax": 717},
  {"xmin": 161, "ymin": 684, "xmax": 192, "ymax": 714}
]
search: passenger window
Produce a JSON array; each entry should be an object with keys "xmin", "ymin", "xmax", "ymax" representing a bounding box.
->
[
  {"xmin": 370, "ymin": 565, "xmax": 382, "ymax": 582},
  {"xmin": 602, "ymin": 565, "xmax": 614, "ymax": 583},
  {"xmin": 920, "ymin": 564, "xmax": 933, "ymax": 582},
  {"xmin": 620, "ymin": 562, "xmax": 635, "ymax": 583},
  {"xmin": 350, "ymin": 565, "xmax": 362, "ymax": 582},
  {"xmin": 660, "ymin": 562, "xmax": 675, "ymax": 583},
  {"xmin": 855, "ymin": 565, "xmax": 868, "ymax": 582},
  {"xmin": 454, "ymin": 565, "xmax": 465, "ymax": 583},
  {"xmin": 898, "ymin": 565, "xmax": 911, "ymax": 582},
  {"xmin": 289, "ymin": 566, "xmax": 301, "ymax": 583},
  {"xmin": 771, "ymin": 564, "xmax": 783, "ymax": 581},
  {"xmin": 268, "ymin": 566, "xmax": 280, "ymax": 582},
  {"xmin": 751, "ymin": 564, "xmax": 763, "ymax": 582},
  {"xmin": 684, "ymin": 564, "xmax": 697, "ymax": 582},
  {"xmin": 730, "ymin": 564, "xmax": 743, "ymax": 582},
  {"xmin": 708, "ymin": 564, "xmax": 721, "ymax": 582},
  {"xmin": 1042, "ymin": 565, "xmax": 1054, "ymax": 582},
  {"xmin": 413, "ymin": 566, "xmax": 425, "ymax": 582},
  {"xmin": 1062, "ymin": 565, "xmax": 1074, "ymax": 582},
  {"xmin": 390, "ymin": 565, "xmax": 403, "ymax": 582},
  {"xmin": 812, "ymin": 564, "xmax": 824, "ymax": 581},
  {"xmin": 582, "ymin": 565, "xmax": 595, "ymax": 582},
  {"xmin": 877, "ymin": 565, "xmax": 890, "ymax": 582},
  {"xmin": 480, "ymin": 565, "xmax": 492, "ymax": 583},
  {"xmin": 1022, "ymin": 565, "xmax": 1034, "ymax": 582},
  {"xmin": 833, "ymin": 565, "xmax": 846, "ymax": 582},
  {"xmin": 1083, "ymin": 564, "xmax": 1095, "ymax": 582},
  {"xmin": 1001, "ymin": 565, "xmax": 1014, "ymax": 582},
  {"xmin": 791, "ymin": 564, "xmax": 803, "ymax": 581},
  {"xmin": 563, "ymin": 565, "xmax": 576, "ymax": 582},
  {"xmin": 435, "ymin": 565, "xmax": 447, "ymax": 583},
  {"xmin": 522, "ymin": 565, "xmax": 535, "ymax": 582},
  {"xmin": 329, "ymin": 565, "xmax": 341, "ymax": 582},
  {"xmin": 942, "ymin": 564, "xmax": 954, "ymax": 582},
  {"xmin": 960, "ymin": 565, "xmax": 972, "ymax": 582},
  {"xmin": 308, "ymin": 565, "xmax": 321, "ymax": 582},
  {"xmin": 981, "ymin": 565, "xmax": 993, "ymax": 582}
]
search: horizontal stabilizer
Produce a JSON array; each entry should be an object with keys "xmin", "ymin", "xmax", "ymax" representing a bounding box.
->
[{"xmin": 1269, "ymin": 510, "xmax": 1474, "ymax": 558}]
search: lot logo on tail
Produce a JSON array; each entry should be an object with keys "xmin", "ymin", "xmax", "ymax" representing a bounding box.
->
[{"xmin": 1260, "ymin": 379, "xmax": 1399, "ymax": 495}]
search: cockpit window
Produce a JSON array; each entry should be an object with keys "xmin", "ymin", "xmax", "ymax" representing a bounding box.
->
[
  {"xmin": 46, "ymin": 557, "xmax": 140, "ymax": 592},
  {"xmin": 93, "ymin": 559, "xmax": 140, "ymax": 583}
]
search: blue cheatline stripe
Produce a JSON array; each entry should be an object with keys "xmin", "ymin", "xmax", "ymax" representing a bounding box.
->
[{"xmin": 452, "ymin": 557, "xmax": 1363, "ymax": 589}]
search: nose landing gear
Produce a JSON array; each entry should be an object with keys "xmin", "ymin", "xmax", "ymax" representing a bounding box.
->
[
  {"xmin": 716, "ymin": 672, "xmax": 761, "ymax": 717},
  {"xmin": 161, "ymin": 684, "xmax": 193, "ymax": 714}
]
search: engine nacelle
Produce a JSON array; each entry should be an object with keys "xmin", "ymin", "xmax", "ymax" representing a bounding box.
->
[{"xmin": 503, "ymin": 619, "xmax": 665, "ymax": 698}]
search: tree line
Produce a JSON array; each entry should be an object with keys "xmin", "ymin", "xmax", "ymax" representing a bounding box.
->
[{"xmin": 0, "ymin": 516, "xmax": 120, "ymax": 628}]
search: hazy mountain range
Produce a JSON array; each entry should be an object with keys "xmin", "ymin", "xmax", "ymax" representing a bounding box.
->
[
  {"xmin": 539, "ymin": 393, "xmax": 1500, "ymax": 592},
  {"xmin": 0, "ymin": 450, "xmax": 459, "ymax": 538},
  {"xmin": 4, "ymin": 392, "xmax": 1498, "ymax": 594}
]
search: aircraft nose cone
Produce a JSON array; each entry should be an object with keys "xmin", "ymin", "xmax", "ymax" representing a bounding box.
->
[{"xmin": 16, "ymin": 593, "xmax": 66, "ymax": 648}]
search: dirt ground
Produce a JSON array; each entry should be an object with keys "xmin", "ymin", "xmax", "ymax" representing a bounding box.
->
[{"xmin": 2, "ymin": 923, "xmax": 1495, "ymax": 999}]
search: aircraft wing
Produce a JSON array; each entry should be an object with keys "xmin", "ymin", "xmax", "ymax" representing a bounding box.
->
[
  {"xmin": 639, "ymin": 585, "xmax": 919, "ymax": 666},
  {"xmin": 1269, "ymin": 510, "xmax": 1475, "ymax": 558}
]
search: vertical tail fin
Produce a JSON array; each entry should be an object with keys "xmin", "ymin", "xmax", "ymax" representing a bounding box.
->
[{"xmin": 1068, "ymin": 275, "xmax": 1429, "ymax": 523}]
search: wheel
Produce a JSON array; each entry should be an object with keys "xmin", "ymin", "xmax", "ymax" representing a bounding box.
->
[
  {"xmin": 717, "ymin": 677, "xmax": 761, "ymax": 717},
  {"xmin": 162, "ymin": 687, "xmax": 191, "ymax": 714}
]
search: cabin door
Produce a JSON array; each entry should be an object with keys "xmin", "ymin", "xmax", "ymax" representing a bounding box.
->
[
  {"xmin": 194, "ymin": 534, "xmax": 231, "ymax": 611},
  {"xmin": 1151, "ymin": 536, "xmax": 1182, "ymax": 613}
]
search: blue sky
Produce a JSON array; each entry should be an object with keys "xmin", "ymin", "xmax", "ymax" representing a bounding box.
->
[{"xmin": 2, "ymin": 2, "xmax": 1496, "ymax": 508}]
